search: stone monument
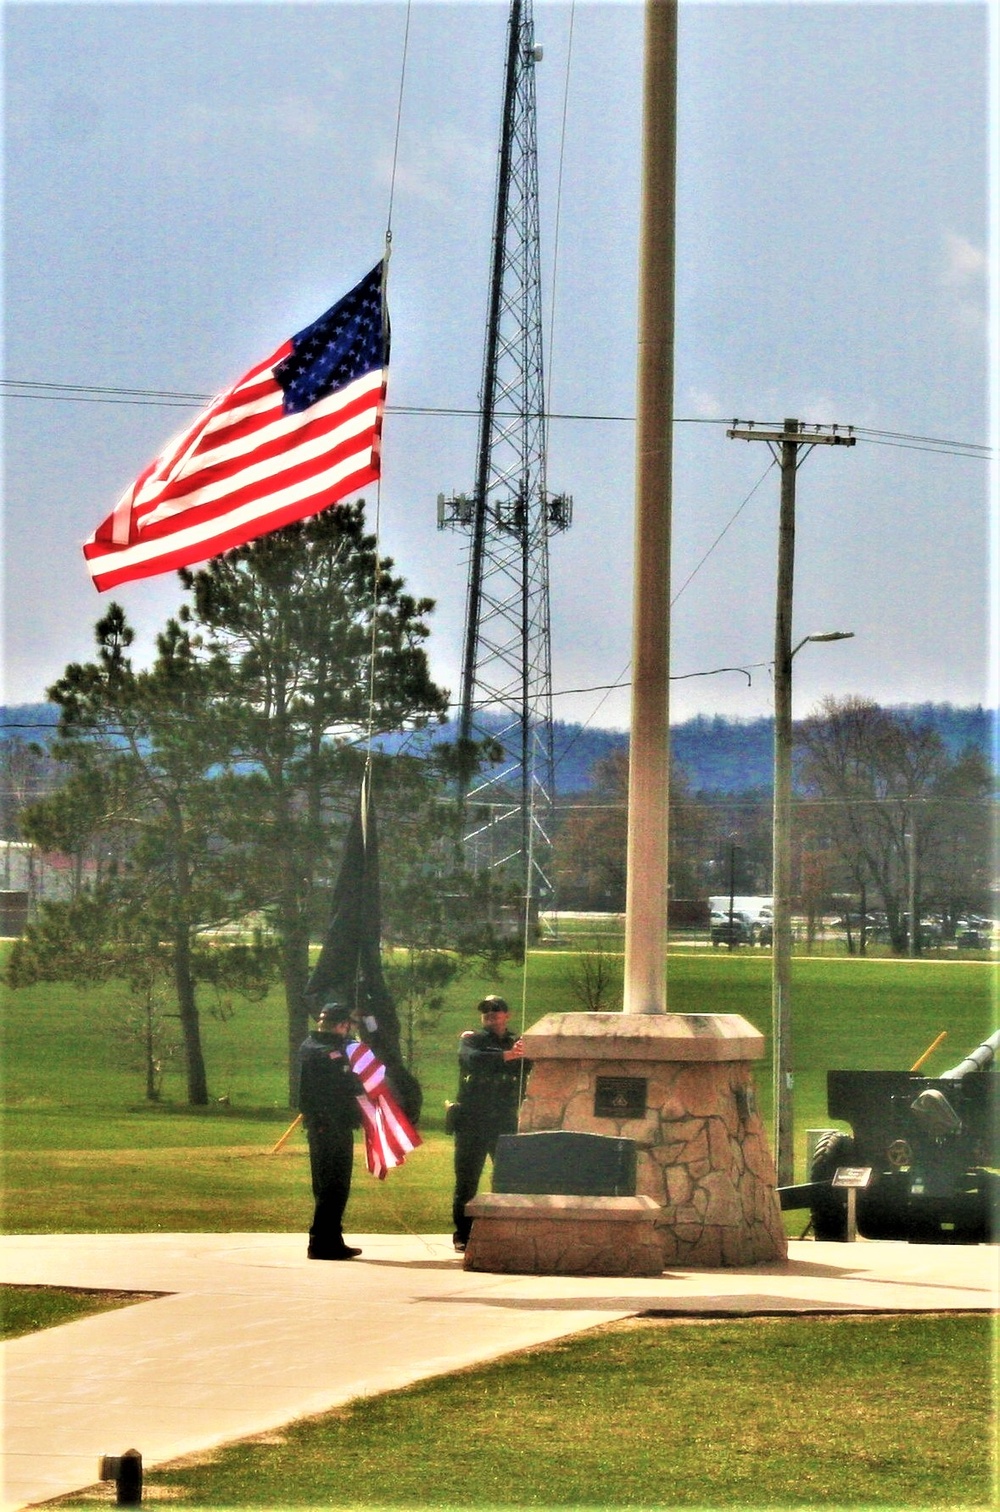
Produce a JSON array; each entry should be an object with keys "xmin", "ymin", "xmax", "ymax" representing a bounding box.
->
[
  {"xmin": 464, "ymin": 1011, "xmax": 787, "ymax": 1271},
  {"xmin": 518, "ymin": 1011, "xmax": 787, "ymax": 1265}
]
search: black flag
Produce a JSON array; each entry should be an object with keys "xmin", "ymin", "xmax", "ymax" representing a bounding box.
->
[{"xmin": 306, "ymin": 772, "xmax": 422, "ymax": 1123}]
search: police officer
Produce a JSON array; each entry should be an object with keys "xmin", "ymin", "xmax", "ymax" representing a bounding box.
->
[
  {"xmin": 450, "ymin": 995, "xmax": 527, "ymax": 1251},
  {"xmin": 296, "ymin": 1001, "xmax": 364, "ymax": 1260}
]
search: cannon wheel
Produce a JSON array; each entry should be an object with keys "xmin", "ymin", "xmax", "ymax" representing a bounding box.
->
[{"xmin": 809, "ymin": 1130, "xmax": 857, "ymax": 1241}]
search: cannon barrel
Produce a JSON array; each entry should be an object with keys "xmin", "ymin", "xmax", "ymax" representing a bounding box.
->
[{"xmin": 939, "ymin": 1029, "xmax": 1000, "ymax": 1081}]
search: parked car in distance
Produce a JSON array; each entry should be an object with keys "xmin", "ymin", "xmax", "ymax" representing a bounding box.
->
[
  {"xmin": 832, "ymin": 913, "xmax": 879, "ymax": 933},
  {"xmin": 710, "ymin": 912, "xmax": 751, "ymax": 947}
]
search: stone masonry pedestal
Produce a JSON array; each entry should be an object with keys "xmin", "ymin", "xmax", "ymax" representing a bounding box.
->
[
  {"xmin": 517, "ymin": 1013, "xmax": 787, "ymax": 1266},
  {"xmin": 464, "ymin": 1194, "xmax": 664, "ymax": 1276}
]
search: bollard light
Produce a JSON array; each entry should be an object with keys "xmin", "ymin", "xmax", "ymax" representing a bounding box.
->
[{"xmin": 98, "ymin": 1448, "xmax": 143, "ymax": 1505}]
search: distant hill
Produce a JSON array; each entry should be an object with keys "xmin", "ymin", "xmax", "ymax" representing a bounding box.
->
[
  {"xmin": 1, "ymin": 704, "xmax": 59, "ymax": 736},
  {"xmin": 399, "ymin": 704, "xmax": 996, "ymax": 795},
  {"xmin": 551, "ymin": 703, "xmax": 996, "ymax": 795},
  {"xmin": 4, "ymin": 700, "xmax": 994, "ymax": 796}
]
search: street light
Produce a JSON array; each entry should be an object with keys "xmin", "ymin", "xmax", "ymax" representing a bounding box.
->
[
  {"xmin": 791, "ymin": 631, "xmax": 856, "ymax": 658},
  {"xmin": 772, "ymin": 629, "xmax": 854, "ymax": 1187}
]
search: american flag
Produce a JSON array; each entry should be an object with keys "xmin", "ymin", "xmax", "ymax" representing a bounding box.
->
[
  {"xmin": 84, "ymin": 263, "xmax": 388, "ymax": 592},
  {"xmin": 346, "ymin": 1039, "xmax": 421, "ymax": 1180}
]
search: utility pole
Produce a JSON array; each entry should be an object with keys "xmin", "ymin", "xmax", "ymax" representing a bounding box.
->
[
  {"xmin": 907, "ymin": 808, "xmax": 918, "ymax": 957},
  {"xmin": 727, "ymin": 418, "xmax": 856, "ymax": 1185},
  {"xmin": 438, "ymin": 0, "xmax": 571, "ymax": 909}
]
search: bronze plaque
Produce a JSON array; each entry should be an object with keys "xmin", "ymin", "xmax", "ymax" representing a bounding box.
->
[{"xmin": 594, "ymin": 1076, "xmax": 647, "ymax": 1119}]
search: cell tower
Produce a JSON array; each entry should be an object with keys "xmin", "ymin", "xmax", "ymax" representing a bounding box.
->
[{"xmin": 437, "ymin": 0, "xmax": 571, "ymax": 904}]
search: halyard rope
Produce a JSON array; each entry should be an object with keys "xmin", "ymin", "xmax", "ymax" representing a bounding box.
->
[{"xmin": 364, "ymin": 0, "xmax": 413, "ymax": 771}]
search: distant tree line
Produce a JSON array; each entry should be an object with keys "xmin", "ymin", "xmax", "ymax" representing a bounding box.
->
[
  {"xmin": 551, "ymin": 697, "xmax": 996, "ymax": 949},
  {"xmin": 361, "ymin": 704, "xmax": 995, "ymax": 796}
]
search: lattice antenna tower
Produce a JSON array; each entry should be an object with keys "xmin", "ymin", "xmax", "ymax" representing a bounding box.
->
[{"xmin": 438, "ymin": 0, "xmax": 572, "ymax": 903}]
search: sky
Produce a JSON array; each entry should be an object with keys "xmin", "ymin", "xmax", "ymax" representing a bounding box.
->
[{"xmin": 2, "ymin": 0, "xmax": 993, "ymax": 734}]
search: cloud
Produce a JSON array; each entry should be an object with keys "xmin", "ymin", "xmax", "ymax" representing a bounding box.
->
[
  {"xmin": 941, "ymin": 231, "xmax": 987, "ymax": 335},
  {"xmin": 685, "ymin": 388, "xmax": 726, "ymax": 419},
  {"xmin": 178, "ymin": 96, "xmax": 325, "ymax": 149},
  {"xmin": 377, "ymin": 128, "xmax": 492, "ymax": 209},
  {"xmin": 942, "ymin": 231, "xmax": 987, "ymax": 287}
]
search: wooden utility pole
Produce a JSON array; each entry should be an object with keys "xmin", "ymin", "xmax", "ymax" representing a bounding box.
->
[
  {"xmin": 727, "ymin": 419, "xmax": 855, "ymax": 1184},
  {"xmin": 772, "ymin": 418, "xmax": 801, "ymax": 1187},
  {"xmin": 907, "ymin": 808, "xmax": 918, "ymax": 957},
  {"xmin": 623, "ymin": 0, "xmax": 677, "ymax": 1016}
]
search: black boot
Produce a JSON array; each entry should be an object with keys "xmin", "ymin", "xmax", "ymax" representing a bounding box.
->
[{"xmin": 308, "ymin": 1238, "xmax": 362, "ymax": 1260}]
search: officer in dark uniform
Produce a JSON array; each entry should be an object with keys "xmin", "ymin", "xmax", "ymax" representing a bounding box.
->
[
  {"xmin": 450, "ymin": 995, "xmax": 527, "ymax": 1251},
  {"xmin": 296, "ymin": 1001, "xmax": 364, "ymax": 1260}
]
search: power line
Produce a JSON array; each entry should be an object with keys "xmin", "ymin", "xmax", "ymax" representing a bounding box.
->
[
  {"xmin": 670, "ymin": 460, "xmax": 776, "ymax": 606},
  {"xmin": 849, "ymin": 423, "xmax": 990, "ymax": 454},
  {"xmin": 0, "ymin": 378, "xmax": 712, "ymax": 424},
  {"xmin": 0, "ymin": 660, "xmax": 770, "ymax": 740},
  {"xmin": 1, "ymin": 379, "xmax": 992, "ymax": 457},
  {"xmin": 852, "ymin": 435, "xmax": 989, "ymax": 460},
  {"xmin": 549, "ymin": 462, "xmax": 780, "ymax": 767}
]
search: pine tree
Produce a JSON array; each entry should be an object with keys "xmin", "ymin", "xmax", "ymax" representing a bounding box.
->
[
  {"xmin": 24, "ymin": 605, "xmax": 239, "ymax": 1103},
  {"xmin": 180, "ymin": 503, "xmax": 449, "ymax": 1100}
]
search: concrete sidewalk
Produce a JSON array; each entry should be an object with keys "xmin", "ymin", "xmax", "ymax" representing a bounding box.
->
[{"xmin": 2, "ymin": 1233, "xmax": 996, "ymax": 1511}]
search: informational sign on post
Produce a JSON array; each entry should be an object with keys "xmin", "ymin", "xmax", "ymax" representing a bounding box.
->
[{"xmin": 833, "ymin": 1166, "xmax": 873, "ymax": 1242}]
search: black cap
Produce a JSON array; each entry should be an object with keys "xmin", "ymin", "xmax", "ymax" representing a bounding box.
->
[
  {"xmin": 316, "ymin": 1000, "xmax": 352, "ymax": 1023},
  {"xmin": 478, "ymin": 995, "xmax": 509, "ymax": 1014}
]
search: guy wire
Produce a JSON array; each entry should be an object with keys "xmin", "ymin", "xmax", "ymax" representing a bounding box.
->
[{"xmin": 545, "ymin": 0, "xmax": 576, "ymax": 426}]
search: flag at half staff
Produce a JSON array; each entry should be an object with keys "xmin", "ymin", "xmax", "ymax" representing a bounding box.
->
[{"xmin": 84, "ymin": 262, "xmax": 389, "ymax": 592}]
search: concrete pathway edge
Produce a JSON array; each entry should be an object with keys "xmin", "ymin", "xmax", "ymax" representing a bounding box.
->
[{"xmin": 2, "ymin": 1233, "xmax": 996, "ymax": 1511}]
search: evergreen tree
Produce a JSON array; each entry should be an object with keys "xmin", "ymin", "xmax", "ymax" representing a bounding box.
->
[
  {"xmin": 18, "ymin": 605, "xmax": 240, "ymax": 1102},
  {"xmin": 180, "ymin": 503, "xmax": 449, "ymax": 1100}
]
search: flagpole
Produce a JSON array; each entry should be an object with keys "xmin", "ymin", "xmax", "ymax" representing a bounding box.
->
[
  {"xmin": 623, "ymin": 0, "xmax": 677, "ymax": 1016},
  {"xmin": 270, "ymin": 1114, "xmax": 302, "ymax": 1154}
]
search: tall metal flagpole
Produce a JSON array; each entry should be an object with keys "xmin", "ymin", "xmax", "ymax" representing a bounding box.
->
[
  {"xmin": 623, "ymin": 0, "xmax": 677, "ymax": 1016},
  {"xmin": 511, "ymin": 1, "xmax": 789, "ymax": 1270}
]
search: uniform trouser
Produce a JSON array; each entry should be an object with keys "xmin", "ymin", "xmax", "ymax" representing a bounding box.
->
[
  {"xmin": 452, "ymin": 1122, "xmax": 511, "ymax": 1243},
  {"xmin": 305, "ymin": 1122, "xmax": 355, "ymax": 1254}
]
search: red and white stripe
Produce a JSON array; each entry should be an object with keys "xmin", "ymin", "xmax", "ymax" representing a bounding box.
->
[
  {"xmin": 83, "ymin": 345, "xmax": 385, "ymax": 592},
  {"xmin": 346, "ymin": 1040, "xmax": 387, "ymax": 1096},
  {"xmin": 346, "ymin": 1041, "xmax": 421, "ymax": 1180}
]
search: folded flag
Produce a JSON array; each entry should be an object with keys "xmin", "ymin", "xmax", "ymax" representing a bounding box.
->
[
  {"xmin": 84, "ymin": 262, "xmax": 388, "ymax": 592},
  {"xmin": 346, "ymin": 1039, "xmax": 421, "ymax": 1180}
]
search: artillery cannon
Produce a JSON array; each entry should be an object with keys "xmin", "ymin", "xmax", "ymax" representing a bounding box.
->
[{"xmin": 779, "ymin": 1031, "xmax": 1000, "ymax": 1243}]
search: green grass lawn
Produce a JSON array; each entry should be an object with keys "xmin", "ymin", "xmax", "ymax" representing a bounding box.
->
[
  {"xmin": 0, "ymin": 1282, "xmax": 157, "ymax": 1338},
  {"xmin": 2, "ymin": 947, "xmax": 995, "ymax": 1233},
  {"xmin": 5, "ymin": 947, "xmax": 996, "ymax": 1512},
  {"xmin": 51, "ymin": 1314, "xmax": 996, "ymax": 1509}
]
